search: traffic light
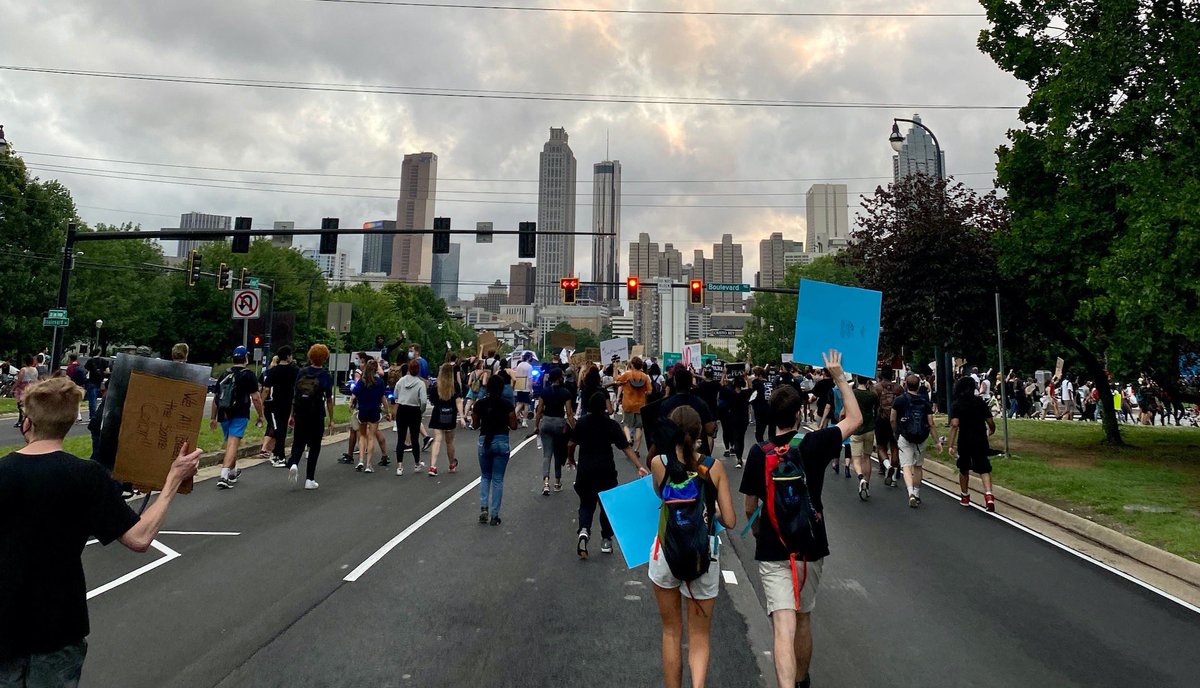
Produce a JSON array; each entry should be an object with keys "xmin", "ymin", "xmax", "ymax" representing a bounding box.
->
[
  {"xmin": 239, "ymin": 268, "xmax": 249, "ymax": 289},
  {"xmin": 217, "ymin": 263, "xmax": 231, "ymax": 291},
  {"xmin": 433, "ymin": 217, "xmax": 451, "ymax": 254},
  {"xmin": 561, "ymin": 277, "xmax": 579, "ymax": 304},
  {"xmin": 319, "ymin": 217, "xmax": 339, "ymax": 255},
  {"xmin": 252, "ymin": 335, "xmax": 262, "ymax": 347},
  {"xmin": 231, "ymin": 216, "xmax": 251, "ymax": 253},
  {"xmin": 188, "ymin": 250, "xmax": 202, "ymax": 286},
  {"xmin": 689, "ymin": 279, "xmax": 704, "ymax": 305},
  {"xmin": 626, "ymin": 276, "xmax": 639, "ymax": 302},
  {"xmin": 518, "ymin": 221, "xmax": 536, "ymax": 259}
]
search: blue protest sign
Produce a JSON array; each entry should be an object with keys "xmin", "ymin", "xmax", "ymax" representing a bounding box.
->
[
  {"xmin": 792, "ymin": 279, "xmax": 882, "ymax": 378},
  {"xmin": 599, "ymin": 474, "xmax": 726, "ymax": 569}
]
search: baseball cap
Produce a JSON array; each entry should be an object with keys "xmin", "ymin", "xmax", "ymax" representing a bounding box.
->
[{"xmin": 233, "ymin": 345, "xmax": 248, "ymax": 357}]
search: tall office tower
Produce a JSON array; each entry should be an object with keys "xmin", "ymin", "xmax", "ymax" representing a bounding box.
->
[
  {"xmin": 710, "ymin": 234, "xmax": 744, "ymax": 313},
  {"xmin": 534, "ymin": 128, "xmax": 577, "ymax": 305},
  {"xmin": 591, "ymin": 160, "xmax": 621, "ymax": 304},
  {"xmin": 360, "ymin": 220, "xmax": 396, "ymax": 275},
  {"xmin": 758, "ymin": 232, "xmax": 802, "ymax": 288},
  {"xmin": 892, "ymin": 114, "xmax": 945, "ymax": 182},
  {"xmin": 272, "ymin": 221, "xmax": 295, "ymax": 249},
  {"xmin": 431, "ymin": 243, "xmax": 461, "ymax": 302},
  {"xmin": 392, "ymin": 152, "xmax": 438, "ymax": 283},
  {"xmin": 804, "ymin": 184, "xmax": 850, "ymax": 255},
  {"xmin": 485, "ymin": 280, "xmax": 508, "ymax": 313},
  {"xmin": 627, "ymin": 234, "xmax": 686, "ymax": 354},
  {"xmin": 508, "ymin": 262, "xmax": 537, "ymax": 305},
  {"xmin": 175, "ymin": 212, "xmax": 231, "ymax": 257}
]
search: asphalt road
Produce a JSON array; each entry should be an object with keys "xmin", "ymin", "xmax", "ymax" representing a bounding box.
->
[
  {"xmin": 77, "ymin": 423, "xmax": 1200, "ymax": 687},
  {"xmin": 0, "ymin": 409, "xmax": 90, "ymax": 446}
]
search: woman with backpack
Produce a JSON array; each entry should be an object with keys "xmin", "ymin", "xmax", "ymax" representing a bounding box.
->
[
  {"xmin": 648, "ymin": 406, "xmax": 736, "ymax": 688},
  {"xmin": 471, "ymin": 375, "xmax": 517, "ymax": 526},
  {"xmin": 464, "ymin": 359, "xmax": 487, "ymax": 428},
  {"xmin": 428, "ymin": 362, "xmax": 461, "ymax": 476},
  {"xmin": 351, "ymin": 359, "xmax": 388, "ymax": 473},
  {"xmin": 534, "ymin": 367, "xmax": 575, "ymax": 495}
]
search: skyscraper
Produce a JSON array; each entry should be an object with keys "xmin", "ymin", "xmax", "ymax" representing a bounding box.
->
[
  {"xmin": 508, "ymin": 262, "xmax": 537, "ymax": 305},
  {"xmin": 534, "ymin": 128, "xmax": 577, "ymax": 306},
  {"xmin": 591, "ymin": 159, "xmax": 621, "ymax": 304},
  {"xmin": 393, "ymin": 152, "xmax": 438, "ymax": 283},
  {"xmin": 758, "ymin": 232, "xmax": 802, "ymax": 288},
  {"xmin": 361, "ymin": 220, "xmax": 395, "ymax": 275},
  {"xmin": 805, "ymin": 184, "xmax": 850, "ymax": 255},
  {"xmin": 627, "ymin": 234, "xmax": 685, "ymax": 355},
  {"xmin": 892, "ymin": 114, "xmax": 945, "ymax": 182},
  {"xmin": 175, "ymin": 212, "xmax": 231, "ymax": 257},
  {"xmin": 301, "ymin": 249, "xmax": 350, "ymax": 285},
  {"xmin": 431, "ymin": 243, "xmax": 461, "ymax": 302},
  {"xmin": 710, "ymin": 234, "xmax": 743, "ymax": 313}
]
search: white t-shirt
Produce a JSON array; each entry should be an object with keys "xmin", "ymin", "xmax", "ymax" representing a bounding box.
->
[
  {"xmin": 513, "ymin": 361, "xmax": 533, "ymax": 392},
  {"xmin": 1060, "ymin": 379, "xmax": 1074, "ymax": 401}
]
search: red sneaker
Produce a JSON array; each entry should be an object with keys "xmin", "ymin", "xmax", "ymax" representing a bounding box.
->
[
  {"xmin": 427, "ymin": 467, "xmax": 438, "ymax": 477},
  {"xmin": 984, "ymin": 493, "xmax": 996, "ymax": 512},
  {"xmin": 960, "ymin": 493, "xmax": 971, "ymax": 507},
  {"xmin": 449, "ymin": 459, "xmax": 458, "ymax": 473}
]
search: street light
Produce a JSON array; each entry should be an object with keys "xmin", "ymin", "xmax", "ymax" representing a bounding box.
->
[{"xmin": 94, "ymin": 319, "xmax": 103, "ymax": 355}]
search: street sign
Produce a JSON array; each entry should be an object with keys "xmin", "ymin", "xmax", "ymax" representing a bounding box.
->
[
  {"xmin": 231, "ymin": 289, "xmax": 262, "ymax": 320},
  {"xmin": 707, "ymin": 283, "xmax": 751, "ymax": 293},
  {"xmin": 656, "ymin": 278, "xmax": 673, "ymax": 295},
  {"xmin": 327, "ymin": 302, "xmax": 352, "ymax": 333},
  {"xmin": 43, "ymin": 317, "xmax": 69, "ymax": 328},
  {"xmin": 48, "ymin": 308, "xmax": 68, "ymax": 319},
  {"xmin": 247, "ymin": 277, "xmax": 260, "ymax": 289}
]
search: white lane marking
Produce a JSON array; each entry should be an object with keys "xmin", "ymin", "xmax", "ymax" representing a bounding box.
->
[
  {"xmin": 722, "ymin": 570, "xmax": 738, "ymax": 585},
  {"xmin": 918, "ymin": 478, "xmax": 1200, "ymax": 616},
  {"xmin": 344, "ymin": 434, "xmax": 538, "ymax": 582},
  {"xmin": 86, "ymin": 540, "xmax": 181, "ymax": 600},
  {"xmin": 86, "ymin": 530, "xmax": 240, "ymax": 546}
]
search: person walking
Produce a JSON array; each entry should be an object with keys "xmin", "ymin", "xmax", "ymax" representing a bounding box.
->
[
  {"xmin": 210, "ymin": 346, "xmax": 264, "ymax": 490},
  {"xmin": 463, "ymin": 359, "xmax": 487, "ymax": 429},
  {"xmin": 892, "ymin": 373, "xmax": 941, "ymax": 508},
  {"xmin": 534, "ymin": 367, "xmax": 574, "ymax": 495},
  {"xmin": 407, "ymin": 344, "xmax": 435, "ymax": 452},
  {"xmin": 351, "ymin": 359, "xmax": 388, "ymax": 473},
  {"xmin": 261, "ymin": 346, "xmax": 298, "ymax": 468},
  {"xmin": 751, "ymin": 366, "xmax": 772, "ymax": 444},
  {"xmin": 945, "ymin": 376, "xmax": 998, "ymax": 511},
  {"xmin": 428, "ymin": 362, "xmax": 461, "ymax": 476},
  {"xmin": 512, "ymin": 351, "xmax": 534, "ymax": 428},
  {"xmin": 873, "ymin": 368, "xmax": 903, "ymax": 485},
  {"xmin": 568, "ymin": 390, "xmax": 648, "ymax": 558},
  {"xmin": 611, "ymin": 356, "xmax": 653, "ymax": 457},
  {"xmin": 719, "ymin": 372, "xmax": 752, "ymax": 469},
  {"xmin": 287, "ymin": 344, "xmax": 335, "ymax": 490},
  {"xmin": 393, "ymin": 359, "xmax": 428, "ymax": 476},
  {"xmin": 258, "ymin": 355, "xmax": 279, "ymax": 459},
  {"xmin": 471, "ymin": 375, "xmax": 517, "ymax": 526},
  {"xmin": 849, "ymin": 375, "xmax": 880, "ymax": 501},
  {"xmin": 83, "ymin": 348, "xmax": 106, "ymax": 420},
  {"xmin": 13, "ymin": 355, "xmax": 38, "ymax": 429},
  {"xmin": 649, "ymin": 405, "xmax": 736, "ymax": 688}
]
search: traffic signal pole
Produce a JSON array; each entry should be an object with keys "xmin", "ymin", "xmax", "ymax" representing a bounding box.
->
[{"xmin": 49, "ymin": 223, "xmax": 77, "ymax": 372}]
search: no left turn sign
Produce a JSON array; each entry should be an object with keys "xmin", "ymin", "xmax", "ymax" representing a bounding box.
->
[{"xmin": 232, "ymin": 289, "xmax": 261, "ymax": 320}]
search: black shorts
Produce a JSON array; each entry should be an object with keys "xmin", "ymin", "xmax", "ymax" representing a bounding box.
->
[
  {"xmin": 874, "ymin": 421, "xmax": 895, "ymax": 447},
  {"xmin": 956, "ymin": 454, "xmax": 993, "ymax": 475}
]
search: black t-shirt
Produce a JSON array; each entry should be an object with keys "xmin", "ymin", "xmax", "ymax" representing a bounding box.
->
[
  {"xmin": 660, "ymin": 392, "xmax": 715, "ymax": 425},
  {"xmin": 697, "ymin": 380, "xmax": 721, "ymax": 416},
  {"xmin": 719, "ymin": 385, "xmax": 752, "ymax": 424},
  {"xmin": 84, "ymin": 356, "xmax": 107, "ymax": 386},
  {"xmin": 572, "ymin": 413, "xmax": 630, "ymax": 485},
  {"xmin": 539, "ymin": 385, "xmax": 573, "ymax": 418},
  {"xmin": 474, "ymin": 396, "xmax": 514, "ymax": 436},
  {"xmin": 951, "ymin": 395, "xmax": 992, "ymax": 457},
  {"xmin": 811, "ymin": 378, "xmax": 835, "ymax": 415},
  {"xmin": 264, "ymin": 362, "xmax": 298, "ymax": 408},
  {"xmin": 292, "ymin": 366, "xmax": 334, "ymax": 420},
  {"xmin": 0, "ymin": 451, "xmax": 139, "ymax": 659},
  {"xmin": 739, "ymin": 427, "xmax": 844, "ymax": 562},
  {"xmin": 217, "ymin": 366, "xmax": 259, "ymax": 421}
]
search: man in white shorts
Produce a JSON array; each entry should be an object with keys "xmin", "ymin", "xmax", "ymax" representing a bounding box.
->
[{"xmin": 891, "ymin": 374, "xmax": 941, "ymax": 508}]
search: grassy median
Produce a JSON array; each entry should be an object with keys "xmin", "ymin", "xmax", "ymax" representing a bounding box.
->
[{"xmin": 931, "ymin": 417, "xmax": 1200, "ymax": 563}]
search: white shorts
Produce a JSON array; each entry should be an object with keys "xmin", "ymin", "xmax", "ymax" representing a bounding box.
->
[
  {"xmin": 898, "ymin": 436, "xmax": 927, "ymax": 467},
  {"xmin": 648, "ymin": 537, "xmax": 720, "ymax": 600},
  {"xmin": 760, "ymin": 558, "xmax": 824, "ymax": 614}
]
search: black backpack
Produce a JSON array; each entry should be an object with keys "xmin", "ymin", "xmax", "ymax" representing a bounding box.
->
[
  {"xmin": 216, "ymin": 370, "xmax": 240, "ymax": 411},
  {"xmin": 293, "ymin": 370, "xmax": 325, "ymax": 414},
  {"xmin": 898, "ymin": 393, "xmax": 931, "ymax": 443},
  {"xmin": 761, "ymin": 435, "xmax": 821, "ymax": 608}
]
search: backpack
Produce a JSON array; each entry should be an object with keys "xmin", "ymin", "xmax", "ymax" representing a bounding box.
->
[
  {"xmin": 762, "ymin": 435, "xmax": 819, "ymax": 608},
  {"xmin": 876, "ymin": 381, "xmax": 899, "ymax": 419},
  {"xmin": 293, "ymin": 370, "xmax": 325, "ymax": 414},
  {"xmin": 216, "ymin": 370, "xmax": 240, "ymax": 411},
  {"xmin": 898, "ymin": 394, "xmax": 931, "ymax": 444},
  {"xmin": 656, "ymin": 455, "xmax": 718, "ymax": 584},
  {"xmin": 469, "ymin": 372, "xmax": 483, "ymax": 394}
]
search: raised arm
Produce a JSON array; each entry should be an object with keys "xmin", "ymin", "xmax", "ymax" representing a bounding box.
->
[{"xmin": 823, "ymin": 350, "xmax": 861, "ymax": 441}]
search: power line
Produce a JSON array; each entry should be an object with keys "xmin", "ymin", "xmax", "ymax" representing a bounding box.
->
[
  {"xmin": 0, "ymin": 66, "xmax": 1021, "ymax": 110},
  {"xmin": 303, "ymin": 0, "xmax": 985, "ymax": 19}
]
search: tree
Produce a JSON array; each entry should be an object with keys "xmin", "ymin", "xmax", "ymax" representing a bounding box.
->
[
  {"xmin": 979, "ymin": 0, "xmax": 1200, "ymax": 443},
  {"xmin": 552, "ymin": 322, "xmax": 600, "ymax": 353}
]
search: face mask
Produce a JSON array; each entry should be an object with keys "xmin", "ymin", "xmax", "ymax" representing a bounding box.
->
[{"xmin": 408, "ymin": 351, "xmax": 415, "ymax": 359}]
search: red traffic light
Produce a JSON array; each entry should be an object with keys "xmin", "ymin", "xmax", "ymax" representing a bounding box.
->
[
  {"xmin": 252, "ymin": 335, "xmax": 262, "ymax": 346},
  {"xmin": 626, "ymin": 276, "xmax": 639, "ymax": 301},
  {"xmin": 560, "ymin": 277, "xmax": 579, "ymax": 304},
  {"xmin": 689, "ymin": 279, "xmax": 704, "ymax": 305}
]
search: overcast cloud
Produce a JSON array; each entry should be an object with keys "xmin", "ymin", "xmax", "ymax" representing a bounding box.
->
[{"xmin": 0, "ymin": 0, "xmax": 1026, "ymax": 297}]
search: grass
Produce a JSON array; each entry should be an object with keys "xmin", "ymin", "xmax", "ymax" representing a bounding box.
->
[
  {"xmin": 931, "ymin": 417, "xmax": 1200, "ymax": 563},
  {"xmin": 0, "ymin": 399, "xmax": 15, "ymax": 415}
]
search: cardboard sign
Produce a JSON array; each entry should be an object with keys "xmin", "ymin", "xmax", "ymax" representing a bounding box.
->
[
  {"xmin": 477, "ymin": 332, "xmax": 499, "ymax": 357},
  {"xmin": 682, "ymin": 343, "xmax": 702, "ymax": 371},
  {"xmin": 1055, "ymin": 357, "xmax": 1065, "ymax": 379},
  {"xmin": 600, "ymin": 337, "xmax": 629, "ymax": 363},
  {"xmin": 584, "ymin": 347, "xmax": 601, "ymax": 362},
  {"xmin": 792, "ymin": 279, "xmax": 882, "ymax": 378},
  {"xmin": 631, "ymin": 345, "xmax": 645, "ymax": 359},
  {"xmin": 550, "ymin": 331, "xmax": 576, "ymax": 350},
  {"xmin": 569, "ymin": 353, "xmax": 588, "ymax": 367}
]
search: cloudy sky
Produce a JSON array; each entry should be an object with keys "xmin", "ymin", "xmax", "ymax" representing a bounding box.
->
[{"xmin": 1, "ymin": 0, "xmax": 1026, "ymax": 298}]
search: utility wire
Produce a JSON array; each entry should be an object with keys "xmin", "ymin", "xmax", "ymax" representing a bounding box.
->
[{"xmin": 302, "ymin": 0, "xmax": 985, "ymax": 19}]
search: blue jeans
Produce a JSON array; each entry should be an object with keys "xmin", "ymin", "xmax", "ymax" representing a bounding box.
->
[
  {"xmin": 85, "ymin": 384, "xmax": 99, "ymax": 419},
  {"xmin": 478, "ymin": 435, "xmax": 511, "ymax": 518},
  {"xmin": 0, "ymin": 639, "xmax": 86, "ymax": 688}
]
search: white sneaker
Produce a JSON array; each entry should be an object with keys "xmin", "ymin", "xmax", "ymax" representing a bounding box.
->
[
  {"xmin": 304, "ymin": 479, "xmax": 319, "ymax": 490},
  {"xmin": 396, "ymin": 465, "xmax": 404, "ymax": 476},
  {"xmin": 288, "ymin": 464, "xmax": 298, "ymax": 487},
  {"xmin": 355, "ymin": 462, "xmax": 364, "ymax": 472},
  {"xmin": 415, "ymin": 461, "xmax": 426, "ymax": 470},
  {"xmin": 364, "ymin": 464, "xmax": 374, "ymax": 473}
]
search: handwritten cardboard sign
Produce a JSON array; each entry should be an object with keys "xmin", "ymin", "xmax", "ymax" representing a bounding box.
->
[
  {"xmin": 476, "ymin": 332, "xmax": 499, "ymax": 357},
  {"xmin": 631, "ymin": 345, "xmax": 645, "ymax": 359},
  {"xmin": 600, "ymin": 337, "xmax": 629, "ymax": 363},
  {"xmin": 792, "ymin": 279, "xmax": 882, "ymax": 378},
  {"xmin": 1055, "ymin": 357, "xmax": 1065, "ymax": 379},
  {"xmin": 584, "ymin": 347, "xmax": 601, "ymax": 362},
  {"xmin": 112, "ymin": 370, "xmax": 206, "ymax": 494}
]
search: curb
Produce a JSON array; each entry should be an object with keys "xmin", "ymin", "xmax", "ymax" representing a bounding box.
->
[{"xmin": 922, "ymin": 457, "xmax": 1200, "ymax": 599}]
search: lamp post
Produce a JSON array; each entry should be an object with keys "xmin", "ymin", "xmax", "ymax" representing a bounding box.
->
[{"xmin": 94, "ymin": 319, "xmax": 103, "ymax": 355}]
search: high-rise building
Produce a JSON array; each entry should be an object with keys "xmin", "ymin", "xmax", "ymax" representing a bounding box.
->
[
  {"xmin": 591, "ymin": 160, "xmax": 621, "ymax": 304},
  {"xmin": 690, "ymin": 249, "xmax": 712, "ymax": 311},
  {"xmin": 710, "ymin": 234, "xmax": 744, "ymax": 313},
  {"xmin": 534, "ymin": 128, "xmax": 577, "ymax": 306},
  {"xmin": 892, "ymin": 114, "xmax": 945, "ymax": 182},
  {"xmin": 758, "ymin": 232, "xmax": 802, "ymax": 288},
  {"xmin": 393, "ymin": 152, "xmax": 438, "ymax": 283},
  {"xmin": 508, "ymin": 262, "xmax": 537, "ymax": 305},
  {"xmin": 361, "ymin": 220, "xmax": 395, "ymax": 275},
  {"xmin": 431, "ymin": 243, "xmax": 461, "ymax": 302},
  {"xmin": 175, "ymin": 212, "xmax": 231, "ymax": 257},
  {"xmin": 474, "ymin": 280, "xmax": 507, "ymax": 314},
  {"xmin": 805, "ymin": 184, "xmax": 850, "ymax": 256},
  {"xmin": 301, "ymin": 249, "xmax": 350, "ymax": 285},
  {"xmin": 627, "ymin": 234, "xmax": 685, "ymax": 355}
]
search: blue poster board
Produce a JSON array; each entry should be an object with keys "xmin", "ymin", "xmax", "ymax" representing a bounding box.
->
[
  {"xmin": 792, "ymin": 279, "xmax": 882, "ymax": 378},
  {"xmin": 599, "ymin": 474, "xmax": 726, "ymax": 569}
]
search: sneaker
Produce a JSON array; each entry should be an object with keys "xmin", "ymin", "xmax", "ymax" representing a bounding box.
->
[
  {"xmin": 915, "ymin": 496, "xmax": 923, "ymax": 507},
  {"xmin": 364, "ymin": 464, "xmax": 374, "ymax": 473},
  {"xmin": 723, "ymin": 449, "xmax": 733, "ymax": 457},
  {"xmin": 304, "ymin": 479, "xmax": 319, "ymax": 490},
  {"xmin": 355, "ymin": 462, "xmax": 364, "ymax": 472},
  {"xmin": 844, "ymin": 464, "xmax": 852, "ymax": 479},
  {"xmin": 479, "ymin": 508, "xmax": 489, "ymax": 524},
  {"xmin": 489, "ymin": 516, "xmax": 501, "ymax": 526},
  {"xmin": 735, "ymin": 460, "xmax": 744, "ymax": 469},
  {"xmin": 270, "ymin": 458, "xmax": 286, "ymax": 468},
  {"xmin": 985, "ymin": 494, "xmax": 996, "ymax": 512},
  {"xmin": 542, "ymin": 480, "xmax": 550, "ymax": 496},
  {"xmin": 858, "ymin": 479, "xmax": 869, "ymax": 502},
  {"xmin": 960, "ymin": 493, "xmax": 971, "ymax": 507},
  {"xmin": 553, "ymin": 481, "xmax": 562, "ymax": 492},
  {"xmin": 577, "ymin": 529, "xmax": 590, "ymax": 559},
  {"xmin": 396, "ymin": 465, "xmax": 404, "ymax": 476},
  {"xmin": 831, "ymin": 462, "xmax": 840, "ymax": 475},
  {"xmin": 449, "ymin": 459, "xmax": 458, "ymax": 473},
  {"xmin": 908, "ymin": 495, "xmax": 919, "ymax": 509},
  {"xmin": 217, "ymin": 478, "xmax": 234, "ymax": 490},
  {"xmin": 288, "ymin": 464, "xmax": 298, "ymax": 487},
  {"xmin": 427, "ymin": 467, "xmax": 438, "ymax": 477},
  {"xmin": 338, "ymin": 453, "xmax": 353, "ymax": 465},
  {"xmin": 415, "ymin": 461, "xmax": 426, "ymax": 470},
  {"xmin": 421, "ymin": 437, "xmax": 433, "ymax": 452},
  {"xmin": 600, "ymin": 538, "xmax": 613, "ymax": 554},
  {"xmin": 379, "ymin": 455, "xmax": 391, "ymax": 467}
]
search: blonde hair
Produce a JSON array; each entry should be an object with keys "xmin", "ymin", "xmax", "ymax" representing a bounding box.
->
[
  {"xmin": 171, "ymin": 343, "xmax": 189, "ymax": 362},
  {"xmin": 436, "ymin": 362, "xmax": 455, "ymax": 400},
  {"xmin": 23, "ymin": 377, "xmax": 82, "ymax": 440}
]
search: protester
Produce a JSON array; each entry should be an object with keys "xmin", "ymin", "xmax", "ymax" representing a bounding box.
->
[
  {"xmin": 1, "ymin": 377, "xmax": 202, "ymax": 686},
  {"xmin": 945, "ymin": 376, "xmax": 998, "ymax": 511},
  {"xmin": 261, "ymin": 346, "xmax": 297, "ymax": 468},
  {"xmin": 408, "ymin": 343, "xmax": 434, "ymax": 452},
  {"xmin": 849, "ymin": 375, "xmax": 880, "ymax": 501},
  {"xmin": 428, "ymin": 362, "xmax": 461, "ymax": 476},
  {"xmin": 872, "ymin": 368, "xmax": 903, "ymax": 485},
  {"xmin": 13, "ymin": 355, "xmax": 38, "ymax": 428},
  {"xmin": 512, "ymin": 351, "xmax": 534, "ymax": 428},
  {"xmin": 393, "ymin": 359, "xmax": 428, "ymax": 475},
  {"xmin": 740, "ymin": 350, "xmax": 861, "ymax": 688},
  {"xmin": 351, "ymin": 359, "xmax": 388, "ymax": 473},
  {"xmin": 718, "ymin": 372, "xmax": 752, "ymax": 469},
  {"xmin": 892, "ymin": 373, "xmax": 941, "ymax": 508},
  {"xmin": 287, "ymin": 344, "xmax": 335, "ymax": 490},
  {"xmin": 611, "ymin": 356, "xmax": 653, "ymax": 457},
  {"xmin": 648, "ymin": 406, "xmax": 735, "ymax": 688},
  {"xmin": 83, "ymin": 348, "xmax": 106, "ymax": 421},
  {"xmin": 258, "ymin": 355, "xmax": 280, "ymax": 459},
  {"xmin": 751, "ymin": 366, "xmax": 772, "ymax": 444},
  {"xmin": 577, "ymin": 365, "xmax": 611, "ymax": 418},
  {"xmin": 657, "ymin": 368, "xmax": 717, "ymax": 455},
  {"xmin": 534, "ymin": 367, "xmax": 574, "ymax": 495},
  {"xmin": 471, "ymin": 375, "xmax": 517, "ymax": 526},
  {"xmin": 210, "ymin": 346, "xmax": 264, "ymax": 490},
  {"xmin": 1058, "ymin": 376, "xmax": 1076, "ymax": 421}
]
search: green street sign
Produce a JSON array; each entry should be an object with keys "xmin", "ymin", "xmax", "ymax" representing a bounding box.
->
[
  {"xmin": 247, "ymin": 277, "xmax": 260, "ymax": 289},
  {"xmin": 707, "ymin": 282, "xmax": 751, "ymax": 293},
  {"xmin": 43, "ymin": 317, "xmax": 70, "ymax": 328},
  {"xmin": 47, "ymin": 308, "xmax": 67, "ymax": 319}
]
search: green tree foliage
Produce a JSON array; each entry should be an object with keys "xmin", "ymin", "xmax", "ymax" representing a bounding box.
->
[
  {"xmin": 70, "ymin": 224, "xmax": 172, "ymax": 350},
  {"xmin": 552, "ymin": 322, "xmax": 600, "ymax": 353},
  {"xmin": 979, "ymin": 0, "xmax": 1200, "ymax": 442}
]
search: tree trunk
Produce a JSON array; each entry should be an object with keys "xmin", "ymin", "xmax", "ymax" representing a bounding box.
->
[{"xmin": 1036, "ymin": 314, "xmax": 1125, "ymax": 446}]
